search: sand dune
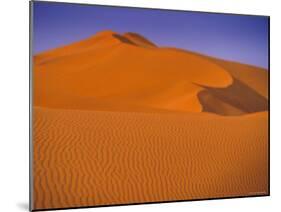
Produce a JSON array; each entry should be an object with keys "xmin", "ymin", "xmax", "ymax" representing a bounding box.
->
[
  {"xmin": 33, "ymin": 31, "xmax": 268, "ymax": 115},
  {"xmin": 32, "ymin": 31, "xmax": 269, "ymax": 210},
  {"xmin": 33, "ymin": 107, "xmax": 268, "ymax": 210}
]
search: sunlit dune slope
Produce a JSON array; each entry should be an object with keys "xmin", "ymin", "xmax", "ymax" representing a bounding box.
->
[{"xmin": 33, "ymin": 31, "xmax": 268, "ymax": 115}]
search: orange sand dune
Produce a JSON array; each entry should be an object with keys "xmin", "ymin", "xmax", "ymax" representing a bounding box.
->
[
  {"xmin": 33, "ymin": 31, "xmax": 268, "ymax": 115},
  {"xmin": 32, "ymin": 31, "xmax": 269, "ymax": 210},
  {"xmin": 33, "ymin": 107, "xmax": 268, "ymax": 210}
]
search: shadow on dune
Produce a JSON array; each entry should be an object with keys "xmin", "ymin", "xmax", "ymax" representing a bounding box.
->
[
  {"xmin": 198, "ymin": 78, "xmax": 268, "ymax": 116},
  {"xmin": 112, "ymin": 34, "xmax": 137, "ymax": 46},
  {"xmin": 112, "ymin": 33, "xmax": 157, "ymax": 48}
]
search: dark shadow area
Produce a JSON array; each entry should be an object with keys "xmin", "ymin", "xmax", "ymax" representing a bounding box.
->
[
  {"xmin": 124, "ymin": 32, "xmax": 157, "ymax": 47},
  {"xmin": 112, "ymin": 34, "xmax": 137, "ymax": 46},
  {"xmin": 198, "ymin": 78, "xmax": 268, "ymax": 116}
]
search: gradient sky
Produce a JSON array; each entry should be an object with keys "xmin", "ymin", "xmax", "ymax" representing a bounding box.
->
[{"xmin": 32, "ymin": 1, "xmax": 269, "ymax": 68}]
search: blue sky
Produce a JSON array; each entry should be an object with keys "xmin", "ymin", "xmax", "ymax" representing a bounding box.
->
[{"xmin": 33, "ymin": 1, "xmax": 269, "ymax": 68}]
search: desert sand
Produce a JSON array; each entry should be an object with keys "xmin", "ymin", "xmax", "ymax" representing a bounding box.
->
[{"xmin": 32, "ymin": 31, "xmax": 269, "ymax": 210}]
